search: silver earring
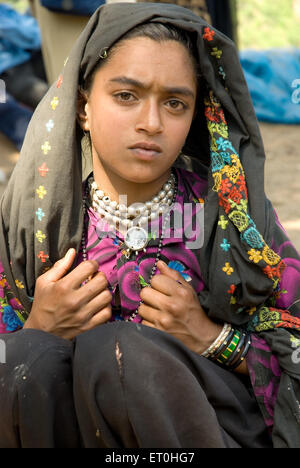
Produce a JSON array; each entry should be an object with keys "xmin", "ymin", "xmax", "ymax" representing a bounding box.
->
[{"xmin": 99, "ymin": 47, "xmax": 108, "ymax": 59}]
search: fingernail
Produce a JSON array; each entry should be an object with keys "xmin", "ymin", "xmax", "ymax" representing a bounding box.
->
[{"xmin": 65, "ymin": 248, "xmax": 74, "ymax": 260}]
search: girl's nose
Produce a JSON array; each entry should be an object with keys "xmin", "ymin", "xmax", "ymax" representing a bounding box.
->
[{"xmin": 135, "ymin": 100, "xmax": 164, "ymax": 135}]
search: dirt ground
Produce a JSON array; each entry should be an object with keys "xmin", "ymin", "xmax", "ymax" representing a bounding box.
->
[{"xmin": 0, "ymin": 123, "xmax": 299, "ymax": 252}]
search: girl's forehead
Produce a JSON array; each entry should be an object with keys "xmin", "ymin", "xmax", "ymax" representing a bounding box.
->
[{"xmin": 92, "ymin": 38, "xmax": 198, "ymax": 87}]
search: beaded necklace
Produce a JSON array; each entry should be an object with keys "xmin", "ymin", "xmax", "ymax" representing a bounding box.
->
[{"xmin": 81, "ymin": 170, "xmax": 178, "ymax": 321}]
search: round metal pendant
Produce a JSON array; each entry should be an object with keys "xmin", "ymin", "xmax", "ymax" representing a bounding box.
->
[{"xmin": 124, "ymin": 226, "xmax": 149, "ymax": 252}]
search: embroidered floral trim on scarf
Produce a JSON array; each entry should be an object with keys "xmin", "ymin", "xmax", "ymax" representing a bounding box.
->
[{"xmin": 203, "ymin": 89, "xmax": 300, "ymax": 333}]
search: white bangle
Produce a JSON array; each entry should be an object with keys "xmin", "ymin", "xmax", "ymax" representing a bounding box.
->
[{"xmin": 201, "ymin": 323, "xmax": 232, "ymax": 358}]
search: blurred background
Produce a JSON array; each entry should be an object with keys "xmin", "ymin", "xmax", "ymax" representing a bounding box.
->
[{"xmin": 0, "ymin": 0, "xmax": 299, "ymax": 251}]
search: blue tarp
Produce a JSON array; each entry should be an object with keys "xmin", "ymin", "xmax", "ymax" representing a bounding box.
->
[
  {"xmin": 240, "ymin": 48, "xmax": 300, "ymax": 124},
  {"xmin": 0, "ymin": 93, "xmax": 33, "ymax": 151},
  {"xmin": 41, "ymin": 0, "xmax": 105, "ymax": 16},
  {"xmin": 0, "ymin": 4, "xmax": 41, "ymax": 74}
]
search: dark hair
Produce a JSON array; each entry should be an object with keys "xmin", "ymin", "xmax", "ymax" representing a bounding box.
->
[{"xmin": 81, "ymin": 22, "xmax": 201, "ymax": 94}]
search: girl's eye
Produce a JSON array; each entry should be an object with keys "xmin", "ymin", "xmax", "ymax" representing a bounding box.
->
[
  {"xmin": 166, "ymin": 100, "xmax": 187, "ymax": 111},
  {"xmin": 114, "ymin": 92, "xmax": 136, "ymax": 102}
]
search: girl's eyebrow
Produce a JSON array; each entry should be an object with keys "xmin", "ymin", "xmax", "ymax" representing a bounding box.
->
[{"xmin": 109, "ymin": 75, "xmax": 195, "ymax": 98}]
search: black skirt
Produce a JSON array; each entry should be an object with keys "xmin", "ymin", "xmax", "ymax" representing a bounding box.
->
[{"xmin": 0, "ymin": 322, "xmax": 272, "ymax": 448}]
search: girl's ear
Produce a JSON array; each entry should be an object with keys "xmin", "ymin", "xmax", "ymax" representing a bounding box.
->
[{"xmin": 76, "ymin": 87, "xmax": 90, "ymax": 131}]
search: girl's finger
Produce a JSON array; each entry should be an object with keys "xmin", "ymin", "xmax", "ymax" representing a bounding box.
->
[
  {"xmin": 141, "ymin": 319, "xmax": 156, "ymax": 329},
  {"xmin": 83, "ymin": 305, "xmax": 112, "ymax": 330},
  {"xmin": 80, "ymin": 287, "xmax": 112, "ymax": 320},
  {"xmin": 61, "ymin": 259, "xmax": 100, "ymax": 289},
  {"xmin": 138, "ymin": 302, "xmax": 160, "ymax": 324},
  {"xmin": 44, "ymin": 248, "xmax": 76, "ymax": 283},
  {"xmin": 76, "ymin": 271, "xmax": 109, "ymax": 303},
  {"xmin": 140, "ymin": 286, "xmax": 167, "ymax": 309},
  {"xmin": 156, "ymin": 260, "xmax": 189, "ymax": 286}
]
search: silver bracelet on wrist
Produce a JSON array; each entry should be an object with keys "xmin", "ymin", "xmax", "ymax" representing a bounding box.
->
[{"xmin": 201, "ymin": 322, "xmax": 232, "ymax": 358}]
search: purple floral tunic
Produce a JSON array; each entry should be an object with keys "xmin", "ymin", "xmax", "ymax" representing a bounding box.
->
[{"xmin": 76, "ymin": 167, "xmax": 207, "ymax": 322}]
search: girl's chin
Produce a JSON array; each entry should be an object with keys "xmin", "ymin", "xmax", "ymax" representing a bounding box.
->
[
  {"xmin": 119, "ymin": 168, "xmax": 171, "ymax": 185},
  {"xmin": 93, "ymin": 155, "xmax": 172, "ymax": 184}
]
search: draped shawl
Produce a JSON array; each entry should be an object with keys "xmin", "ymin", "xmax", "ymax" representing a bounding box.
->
[{"xmin": 0, "ymin": 2, "xmax": 300, "ymax": 446}]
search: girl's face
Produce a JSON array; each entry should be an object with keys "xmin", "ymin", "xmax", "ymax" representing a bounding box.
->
[{"xmin": 80, "ymin": 37, "xmax": 197, "ymax": 187}]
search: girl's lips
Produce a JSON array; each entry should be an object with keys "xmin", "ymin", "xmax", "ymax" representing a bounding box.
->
[
  {"xmin": 130, "ymin": 147, "xmax": 161, "ymax": 160},
  {"xmin": 129, "ymin": 141, "xmax": 162, "ymax": 153}
]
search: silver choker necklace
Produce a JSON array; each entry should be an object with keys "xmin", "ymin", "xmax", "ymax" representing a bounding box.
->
[{"xmin": 88, "ymin": 172, "xmax": 176, "ymax": 258}]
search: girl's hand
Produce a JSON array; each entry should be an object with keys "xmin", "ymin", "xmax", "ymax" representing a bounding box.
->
[
  {"xmin": 24, "ymin": 248, "xmax": 112, "ymax": 340},
  {"xmin": 139, "ymin": 260, "xmax": 222, "ymax": 355}
]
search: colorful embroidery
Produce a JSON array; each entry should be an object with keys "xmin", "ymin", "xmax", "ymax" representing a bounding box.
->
[
  {"xmin": 41, "ymin": 141, "xmax": 51, "ymax": 155},
  {"xmin": 236, "ymin": 199, "xmax": 248, "ymax": 213},
  {"xmin": 35, "ymin": 208, "xmax": 45, "ymax": 222},
  {"xmin": 242, "ymin": 226, "xmax": 264, "ymax": 249},
  {"xmin": 218, "ymin": 215, "xmax": 228, "ymax": 230},
  {"xmin": 227, "ymin": 210, "xmax": 249, "ymax": 232},
  {"xmin": 46, "ymin": 119, "xmax": 54, "ymax": 132},
  {"xmin": 220, "ymin": 238, "xmax": 231, "ymax": 252},
  {"xmin": 50, "ymin": 96, "xmax": 59, "ymax": 110},
  {"xmin": 37, "ymin": 251, "xmax": 49, "ymax": 263},
  {"xmin": 204, "ymin": 90, "xmax": 286, "ymax": 309},
  {"xmin": 227, "ymin": 284, "xmax": 236, "ymax": 294},
  {"xmin": 218, "ymin": 194, "xmax": 231, "ymax": 214},
  {"xmin": 220, "ymin": 177, "xmax": 232, "ymax": 194},
  {"xmin": 215, "ymin": 137, "xmax": 235, "ymax": 153},
  {"xmin": 262, "ymin": 245, "xmax": 281, "ymax": 266},
  {"xmin": 36, "ymin": 230, "xmax": 46, "ymax": 243},
  {"xmin": 222, "ymin": 165, "xmax": 240, "ymax": 184},
  {"xmin": 263, "ymin": 260, "xmax": 286, "ymax": 282},
  {"xmin": 222, "ymin": 262, "xmax": 234, "ymax": 275},
  {"xmin": 212, "ymin": 172, "xmax": 221, "ymax": 192},
  {"xmin": 56, "ymin": 75, "xmax": 63, "ymax": 88},
  {"xmin": 211, "ymin": 47, "xmax": 222, "ymax": 59},
  {"xmin": 228, "ymin": 186, "xmax": 242, "ymax": 204},
  {"xmin": 218, "ymin": 66, "xmax": 226, "ymax": 80},
  {"xmin": 249, "ymin": 306, "xmax": 300, "ymax": 333},
  {"xmin": 248, "ymin": 249, "xmax": 263, "ymax": 264},
  {"xmin": 36, "ymin": 185, "xmax": 47, "ymax": 199},
  {"xmin": 38, "ymin": 162, "xmax": 49, "ymax": 177},
  {"xmin": 203, "ymin": 26, "xmax": 215, "ymax": 41}
]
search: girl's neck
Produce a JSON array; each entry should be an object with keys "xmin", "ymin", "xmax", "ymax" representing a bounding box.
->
[{"xmin": 92, "ymin": 161, "xmax": 172, "ymax": 206}]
